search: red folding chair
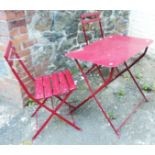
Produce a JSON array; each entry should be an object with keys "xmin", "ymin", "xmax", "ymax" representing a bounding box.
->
[
  {"xmin": 4, "ymin": 41, "xmax": 81, "ymax": 141},
  {"xmin": 80, "ymin": 11, "xmax": 104, "ymax": 45},
  {"xmin": 80, "ymin": 11, "xmax": 110, "ymax": 81}
]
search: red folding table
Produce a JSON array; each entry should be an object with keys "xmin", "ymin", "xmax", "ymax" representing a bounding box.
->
[{"xmin": 65, "ymin": 34, "xmax": 153, "ymax": 136}]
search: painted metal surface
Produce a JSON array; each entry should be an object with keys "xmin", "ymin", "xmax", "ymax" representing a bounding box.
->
[
  {"xmin": 66, "ymin": 35, "xmax": 153, "ymax": 68},
  {"xmin": 80, "ymin": 11, "xmax": 104, "ymax": 45},
  {"xmin": 66, "ymin": 33, "xmax": 153, "ymax": 137},
  {"xmin": 4, "ymin": 41, "xmax": 80, "ymax": 141},
  {"xmin": 35, "ymin": 70, "xmax": 76, "ymax": 99}
]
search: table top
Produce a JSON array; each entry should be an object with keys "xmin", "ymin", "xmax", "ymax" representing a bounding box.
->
[{"xmin": 65, "ymin": 35, "xmax": 153, "ymax": 68}]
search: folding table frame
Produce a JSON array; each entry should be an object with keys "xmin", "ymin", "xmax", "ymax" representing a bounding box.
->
[
  {"xmin": 66, "ymin": 35, "xmax": 153, "ymax": 136},
  {"xmin": 4, "ymin": 41, "xmax": 81, "ymax": 141}
]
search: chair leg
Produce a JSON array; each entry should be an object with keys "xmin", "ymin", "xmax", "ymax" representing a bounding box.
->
[
  {"xmin": 33, "ymin": 98, "xmax": 80, "ymax": 131},
  {"xmin": 35, "ymin": 111, "xmax": 38, "ymax": 130},
  {"xmin": 32, "ymin": 92, "xmax": 81, "ymax": 141},
  {"xmin": 55, "ymin": 96, "xmax": 75, "ymax": 109},
  {"xmin": 117, "ymin": 99, "xmax": 144, "ymax": 132},
  {"xmin": 67, "ymin": 105, "xmax": 76, "ymax": 124},
  {"xmin": 32, "ymin": 112, "xmax": 55, "ymax": 141},
  {"xmin": 31, "ymin": 98, "xmax": 48, "ymax": 117},
  {"xmin": 124, "ymin": 62, "xmax": 148, "ymax": 102}
]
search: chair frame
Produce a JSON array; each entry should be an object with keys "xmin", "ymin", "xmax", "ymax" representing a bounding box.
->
[
  {"xmin": 4, "ymin": 41, "xmax": 81, "ymax": 141},
  {"xmin": 80, "ymin": 11, "xmax": 108, "ymax": 79},
  {"xmin": 80, "ymin": 11, "xmax": 104, "ymax": 45}
]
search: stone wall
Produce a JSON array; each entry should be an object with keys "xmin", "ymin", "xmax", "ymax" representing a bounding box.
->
[{"xmin": 26, "ymin": 10, "xmax": 129, "ymax": 76}]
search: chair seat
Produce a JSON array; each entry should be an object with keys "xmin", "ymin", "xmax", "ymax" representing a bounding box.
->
[{"xmin": 34, "ymin": 69, "xmax": 76, "ymax": 99}]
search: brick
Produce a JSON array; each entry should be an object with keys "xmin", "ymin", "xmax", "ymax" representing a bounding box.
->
[
  {"xmin": 18, "ymin": 67, "xmax": 34, "ymax": 80},
  {"xmin": 10, "ymin": 28, "xmax": 20, "ymax": 37},
  {"xmin": 16, "ymin": 66, "xmax": 34, "ymax": 77},
  {"xmin": 25, "ymin": 18, "xmax": 32, "ymax": 24},
  {"xmin": 19, "ymin": 34, "xmax": 29, "ymax": 41},
  {"xmin": 8, "ymin": 19, "xmax": 26, "ymax": 30},
  {"xmin": 0, "ymin": 10, "xmax": 35, "ymax": 107},
  {"xmin": 22, "ymin": 58, "xmax": 32, "ymax": 66},
  {"xmin": 19, "ymin": 49, "xmax": 30, "ymax": 57},
  {"xmin": 5, "ymin": 11, "xmax": 25, "ymax": 21},
  {"xmin": 16, "ymin": 68, "xmax": 27, "ymax": 76},
  {"xmin": 20, "ymin": 26, "xmax": 28, "ymax": 33},
  {"xmin": 26, "ymin": 10, "xmax": 35, "ymax": 16},
  {"xmin": 16, "ymin": 11, "xmax": 25, "ymax": 19},
  {"xmin": 18, "ymin": 56, "xmax": 34, "ymax": 71},
  {"xmin": 5, "ymin": 11, "xmax": 17, "ymax": 21},
  {"xmin": 0, "ymin": 45, "xmax": 6, "ymax": 51},
  {"xmin": 21, "ymin": 75, "xmax": 32, "ymax": 83},
  {"xmin": 13, "ymin": 44, "xmax": 21, "ymax": 52},
  {"xmin": 25, "ymin": 80, "xmax": 34, "ymax": 87},
  {"xmin": 16, "ymin": 64, "xmax": 33, "ymax": 75},
  {"xmin": 12, "ymin": 34, "xmax": 29, "ymax": 46},
  {"xmin": 22, "ymin": 40, "xmax": 37, "ymax": 48}
]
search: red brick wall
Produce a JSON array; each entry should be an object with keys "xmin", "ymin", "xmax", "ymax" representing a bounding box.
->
[{"xmin": 0, "ymin": 11, "xmax": 36, "ymax": 106}]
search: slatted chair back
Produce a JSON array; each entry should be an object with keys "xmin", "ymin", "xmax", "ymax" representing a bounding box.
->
[
  {"xmin": 80, "ymin": 11, "xmax": 104, "ymax": 45},
  {"xmin": 4, "ymin": 41, "xmax": 35, "ymax": 97}
]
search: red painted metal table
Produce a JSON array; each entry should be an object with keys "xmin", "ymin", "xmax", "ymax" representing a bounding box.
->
[{"xmin": 65, "ymin": 34, "xmax": 153, "ymax": 136}]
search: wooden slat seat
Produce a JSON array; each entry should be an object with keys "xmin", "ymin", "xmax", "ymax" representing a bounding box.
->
[{"xmin": 35, "ymin": 69, "xmax": 76, "ymax": 99}]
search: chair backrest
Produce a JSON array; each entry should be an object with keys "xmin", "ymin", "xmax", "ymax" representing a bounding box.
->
[
  {"xmin": 4, "ymin": 41, "xmax": 35, "ymax": 97},
  {"xmin": 80, "ymin": 11, "xmax": 104, "ymax": 45}
]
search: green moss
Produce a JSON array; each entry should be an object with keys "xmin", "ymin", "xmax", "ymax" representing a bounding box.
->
[
  {"xmin": 142, "ymin": 83, "xmax": 152, "ymax": 92},
  {"xmin": 117, "ymin": 89, "xmax": 126, "ymax": 97},
  {"xmin": 70, "ymin": 66, "xmax": 79, "ymax": 75},
  {"xmin": 107, "ymin": 111, "xmax": 116, "ymax": 120},
  {"xmin": 22, "ymin": 140, "xmax": 32, "ymax": 145},
  {"xmin": 135, "ymin": 72, "xmax": 143, "ymax": 80},
  {"xmin": 26, "ymin": 98, "xmax": 36, "ymax": 107},
  {"xmin": 122, "ymin": 73, "xmax": 129, "ymax": 80},
  {"xmin": 81, "ymin": 63, "xmax": 88, "ymax": 69}
]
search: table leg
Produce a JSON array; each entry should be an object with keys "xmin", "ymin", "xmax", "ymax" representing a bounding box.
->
[
  {"xmin": 75, "ymin": 59, "xmax": 119, "ymax": 136},
  {"xmin": 117, "ymin": 98, "xmax": 144, "ymax": 132},
  {"xmin": 96, "ymin": 65, "xmax": 106, "ymax": 82},
  {"xmin": 124, "ymin": 62, "xmax": 148, "ymax": 102}
]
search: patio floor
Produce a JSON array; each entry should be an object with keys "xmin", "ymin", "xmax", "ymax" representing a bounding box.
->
[{"xmin": 0, "ymin": 50, "xmax": 155, "ymax": 145}]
